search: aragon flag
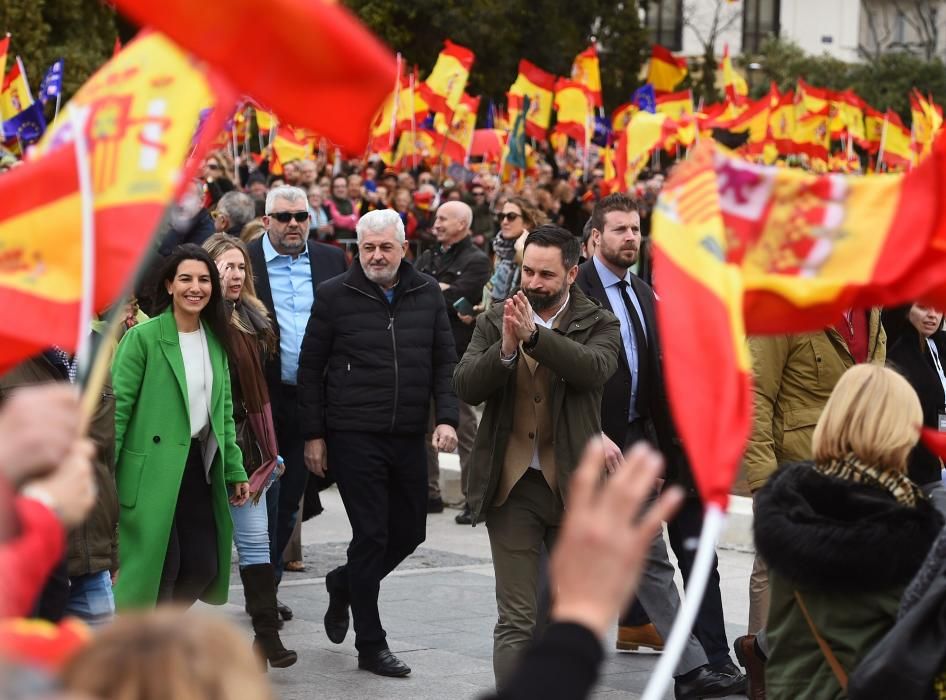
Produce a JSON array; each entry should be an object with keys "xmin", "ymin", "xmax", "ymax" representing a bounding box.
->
[
  {"xmin": 418, "ymin": 40, "xmax": 475, "ymax": 117},
  {"xmin": 651, "ymin": 133, "xmax": 946, "ymax": 507},
  {"xmin": 0, "ymin": 33, "xmax": 233, "ymax": 372},
  {"xmin": 110, "ymin": 0, "xmax": 396, "ymax": 153}
]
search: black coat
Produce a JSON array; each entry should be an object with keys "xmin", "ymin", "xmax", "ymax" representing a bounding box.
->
[
  {"xmin": 415, "ymin": 236, "xmax": 491, "ymax": 356},
  {"xmin": 575, "ymin": 259, "xmax": 690, "ymax": 486},
  {"xmin": 297, "ymin": 259, "xmax": 459, "ymax": 439},
  {"xmin": 885, "ymin": 313, "xmax": 946, "ymax": 486},
  {"xmin": 246, "ymin": 235, "xmax": 348, "ymax": 400}
]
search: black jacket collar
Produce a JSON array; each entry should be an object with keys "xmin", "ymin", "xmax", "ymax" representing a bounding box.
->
[{"xmin": 344, "ymin": 258, "xmax": 427, "ymax": 304}]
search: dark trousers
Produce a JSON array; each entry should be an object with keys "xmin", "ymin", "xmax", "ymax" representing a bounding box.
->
[
  {"xmin": 325, "ymin": 431, "xmax": 427, "ymax": 655},
  {"xmin": 158, "ymin": 440, "xmax": 217, "ymax": 605},
  {"xmin": 619, "ymin": 421, "xmax": 730, "ymax": 667},
  {"xmin": 269, "ymin": 383, "xmax": 309, "ymax": 581}
]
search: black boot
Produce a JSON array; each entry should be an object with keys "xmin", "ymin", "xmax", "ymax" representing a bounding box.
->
[{"xmin": 240, "ymin": 564, "xmax": 298, "ymax": 669}]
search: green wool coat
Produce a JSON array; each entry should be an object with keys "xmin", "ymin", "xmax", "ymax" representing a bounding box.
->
[{"xmin": 111, "ymin": 308, "xmax": 246, "ymax": 609}]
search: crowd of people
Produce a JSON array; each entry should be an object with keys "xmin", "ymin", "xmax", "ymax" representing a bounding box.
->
[{"xmin": 1, "ymin": 141, "xmax": 946, "ymax": 700}]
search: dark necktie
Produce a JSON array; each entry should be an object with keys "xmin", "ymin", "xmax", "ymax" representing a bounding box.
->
[{"xmin": 617, "ymin": 279, "xmax": 651, "ymax": 415}]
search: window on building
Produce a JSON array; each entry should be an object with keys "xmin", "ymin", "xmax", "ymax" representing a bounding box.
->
[
  {"xmin": 645, "ymin": 0, "xmax": 684, "ymax": 51},
  {"xmin": 742, "ymin": 0, "xmax": 781, "ymax": 54}
]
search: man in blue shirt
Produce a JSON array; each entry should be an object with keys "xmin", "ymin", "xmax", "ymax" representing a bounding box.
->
[{"xmin": 247, "ymin": 186, "xmax": 347, "ymax": 616}]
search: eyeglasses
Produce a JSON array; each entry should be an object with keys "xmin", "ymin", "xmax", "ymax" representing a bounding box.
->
[
  {"xmin": 270, "ymin": 211, "xmax": 309, "ymax": 223},
  {"xmin": 472, "ymin": 191, "xmax": 485, "ymax": 197},
  {"xmin": 499, "ymin": 212, "xmax": 521, "ymax": 222}
]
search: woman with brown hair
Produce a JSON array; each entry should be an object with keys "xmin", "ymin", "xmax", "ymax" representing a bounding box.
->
[
  {"xmin": 753, "ymin": 364, "xmax": 943, "ymax": 699},
  {"xmin": 484, "ymin": 195, "xmax": 547, "ymax": 307},
  {"xmin": 202, "ymin": 233, "xmax": 296, "ymax": 669}
]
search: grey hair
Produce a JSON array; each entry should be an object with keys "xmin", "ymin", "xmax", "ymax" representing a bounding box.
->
[
  {"xmin": 216, "ymin": 191, "xmax": 256, "ymax": 231},
  {"xmin": 265, "ymin": 185, "xmax": 308, "ymax": 215},
  {"xmin": 356, "ymin": 208, "xmax": 406, "ymax": 244}
]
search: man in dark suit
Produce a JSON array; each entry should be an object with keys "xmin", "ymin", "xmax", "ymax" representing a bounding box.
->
[
  {"xmin": 247, "ymin": 185, "xmax": 347, "ymax": 611},
  {"xmin": 576, "ymin": 194, "xmax": 745, "ymax": 699}
]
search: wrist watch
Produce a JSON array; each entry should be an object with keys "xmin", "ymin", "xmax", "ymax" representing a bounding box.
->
[{"xmin": 523, "ymin": 327, "xmax": 540, "ymax": 351}]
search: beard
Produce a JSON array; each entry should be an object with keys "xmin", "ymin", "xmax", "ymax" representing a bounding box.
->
[
  {"xmin": 523, "ymin": 285, "xmax": 566, "ymax": 312},
  {"xmin": 601, "ymin": 242, "xmax": 638, "ymax": 270},
  {"xmin": 363, "ymin": 261, "xmax": 399, "ymax": 288}
]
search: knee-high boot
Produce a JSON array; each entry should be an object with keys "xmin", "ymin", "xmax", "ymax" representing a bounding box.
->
[{"xmin": 240, "ymin": 564, "xmax": 298, "ymax": 669}]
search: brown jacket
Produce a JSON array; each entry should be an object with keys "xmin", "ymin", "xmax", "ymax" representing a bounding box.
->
[
  {"xmin": 743, "ymin": 310, "xmax": 886, "ymax": 492},
  {"xmin": 0, "ymin": 355, "xmax": 119, "ymax": 576}
]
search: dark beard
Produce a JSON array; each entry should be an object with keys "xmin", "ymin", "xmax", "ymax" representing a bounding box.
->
[{"xmin": 523, "ymin": 287, "xmax": 565, "ymax": 312}]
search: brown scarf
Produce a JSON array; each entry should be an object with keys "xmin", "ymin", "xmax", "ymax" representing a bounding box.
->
[{"xmin": 813, "ymin": 453, "xmax": 927, "ymax": 508}]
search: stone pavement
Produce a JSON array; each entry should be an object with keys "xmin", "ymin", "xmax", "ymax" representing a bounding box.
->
[{"xmin": 219, "ymin": 485, "xmax": 754, "ymax": 700}]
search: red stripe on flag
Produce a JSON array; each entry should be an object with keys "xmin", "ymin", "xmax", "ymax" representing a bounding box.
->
[
  {"xmin": 0, "ymin": 147, "xmax": 79, "ymax": 222},
  {"xmin": 653, "ymin": 247, "xmax": 752, "ymax": 510},
  {"xmin": 442, "ymin": 39, "xmax": 475, "ymax": 68},
  {"xmin": 517, "ymin": 59, "xmax": 556, "ymax": 91}
]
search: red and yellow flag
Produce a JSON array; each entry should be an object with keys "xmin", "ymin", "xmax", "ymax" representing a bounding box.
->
[
  {"xmin": 768, "ymin": 89, "xmax": 796, "ymax": 154},
  {"xmin": 570, "ymin": 44, "xmax": 602, "ymax": 108},
  {"xmin": 612, "ymin": 102, "xmax": 635, "ymax": 132},
  {"xmin": 418, "ymin": 39, "xmax": 475, "ymax": 117},
  {"xmin": 554, "ymin": 78, "xmax": 593, "ymax": 143},
  {"xmin": 470, "ymin": 128, "xmax": 505, "ymax": 162},
  {"xmin": 879, "ymin": 109, "xmax": 915, "ymax": 171},
  {"xmin": 507, "ymin": 59, "xmax": 557, "ymax": 140},
  {"xmin": 436, "ymin": 93, "xmax": 480, "ymax": 164},
  {"xmin": 392, "ymin": 129, "xmax": 437, "ymax": 170},
  {"xmin": 271, "ymin": 125, "xmax": 317, "ymax": 174},
  {"xmin": 791, "ymin": 106, "xmax": 830, "ymax": 160},
  {"xmin": 615, "ymin": 111, "xmax": 669, "ymax": 187},
  {"xmin": 795, "ymin": 78, "xmax": 829, "ymax": 117},
  {"xmin": 0, "ymin": 35, "xmax": 9, "ymax": 84},
  {"xmin": 862, "ymin": 106, "xmax": 885, "ymax": 152},
  {"xmin": 111, "ymin": 0, "xmax": 397, "ymax": 153},
  {"xmin": 651, "ymin": 133, "xmax": 946, "ymax": 507},
  {"xmin": 0, "ymin": 59, "xmax": 33, "ymax": 122},
  {"xmin": 0, "ymin": 33, "xmax": 232, "ymax": 370},
  {"xmin": 646, "ymin": 44, "xmax": 688, "ymax": 94},
  {"xmin": 720, "ymin": 45, "xmax": 747, "ymax": 105}
]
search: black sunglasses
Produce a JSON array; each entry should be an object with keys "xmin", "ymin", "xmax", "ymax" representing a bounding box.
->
[
  {"xmin": 271, "ymin": 211, "xmax": 309, "ymax": 223},
  {"xmin": 499, "ymin": 212, "xmax": 521, "ymax": 222}
]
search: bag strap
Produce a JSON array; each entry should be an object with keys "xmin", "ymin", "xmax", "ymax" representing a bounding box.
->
[{"xmin": 794, "ymin": 590, "xmax": 848, "ymax": 692}]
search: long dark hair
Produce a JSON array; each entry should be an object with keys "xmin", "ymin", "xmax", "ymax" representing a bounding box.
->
[{"xmin": 153, "ymin": 244, "xmax": 231, "ymax": 354}]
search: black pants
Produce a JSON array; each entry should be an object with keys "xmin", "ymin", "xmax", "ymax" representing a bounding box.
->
[
  {"xmin": 158, "ymin": 440, "xmax": 217, "ymax": 605},
  {"xmin": 269, "ymin": 383, "xmax": 309, "ymax": 581},
  {"xmin": 619, "ymin": 422, "xmax": 730, "ymax": 667},
  {"xmin": 326, "ymin": 431, "xmax": 427, "ymax": 655}
]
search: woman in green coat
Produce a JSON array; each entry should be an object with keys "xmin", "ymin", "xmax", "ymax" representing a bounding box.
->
[{"xmin": 112, "ymin": 244, "xmax": 248, "ymax": 609}]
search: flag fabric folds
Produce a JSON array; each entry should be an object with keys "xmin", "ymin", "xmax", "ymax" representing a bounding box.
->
[
  {"xmin": 632, "ymin": 84, "xmax": 657, "ymax": 114},
  {"xmin": 418, "ymin": 39, "xmax": 475, "ymax": 117},
  {"xmin": 507, "ymin": 60, "xmax": 556, "ymax": 140},
  {"xmin": 554, "ymin": 78, "xmax": 593, "ymax": 143},
  {"xmin": 3, "ymin": 102, "xmax": 46, "ymax": 144},
  {"xmin": 38, "ymin": 59, "xmax": 64, "ymax": 104},
  {"xmin": 110, "ymin": 0, "xmax": 397, "ymax": 153},
  {"xmin": 879, "ymin": 109, "xmax": 915, "ymax": 171},
  {"xmin": 651, "ymin": 133, "xmax": 946, "ymax": 507},
  {"xmin": 505, "ymin": 96, "xmax": 529, "ymax": 172},
  {"xmin": 437, "ymin": 93, "xmax": 479, "ymax": 164},
  {"xmin": 720, "ymin": 45, "xmax": 747, "ymax": 104},
  {"xmin": 0, "ymin": 33, "xmax": 234, "ymax": 371},
  {"xmin": 1, "ymin": 59, "xmax": 34, "ymax": 122},
  {"xmin": 570, "ymin": 44, "xmax": 602, "ymax": 108},
  {"xmin": 646, "ymin": 45, "xmax": 688, "ymax": 94},
  {"xmin": 271, "ymin": 125, "xmax": 317, "ymax": 174},
  {"xmin": 0, "ymin": 35, "xmax": 9, "ymax": 81}
]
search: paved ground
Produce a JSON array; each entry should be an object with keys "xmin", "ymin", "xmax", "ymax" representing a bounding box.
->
[{"xmin": 219, "ymin": 486, "xmax": 753, "ymax": 700}]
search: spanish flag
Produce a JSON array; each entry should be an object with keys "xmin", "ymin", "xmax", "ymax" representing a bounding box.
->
[
  {"xmin": 795, "ymin": 78, "xmax": 829, "ymax": 117},
  {"xmin": 651, "ymin": 133, "xmax": 946, "ymax": 507},
  {"xmin": 271, "ymin": 125, "xmax": 317, "ymax": 174},
  {"xmin": 655, "ymin": 90, "xmax": 694, "ymax": 121},
  {"xmin": 862, "ymin": 106, "xmax": 885, "ymax": 152},
  {"xmin": 831, "ymin": 90, "xmax": 865, "ymax": 142},
  {"xmin": 615, "ymin": 111, "xmax": 669, "ymax": 187},
  {"xmin": 470, "ymin": 128, "xmax": 504, "ymax": 162},
  {"xmin": 418, "ymin": 39, "xmax": 475, "ymax": 117},
  {"xmin": 0, "ymin": 58, "xmax": 34, "ymax": 122},
  {"xmin": 508, "ymin": 59, "xmax": 557, "ymax": 140},
  {"xmin": 0, "ymin": 33, "xmax": 233, "ymax": 370},
  {"xmin": 392, "ymin": 129, "xmax": 437, "ymax": 170},
  {"xmin": 612, "ymin": 101, "xmax": 635, "ymax": 132},
  {"xmin": 369, "ymin": 73, "xmax": 429, "ymax": 155},
  {"xmin": 879, "ymin": 109, "xmax": 915, "ymax": 171},
  {"xmin": 768, "ymin": 89, "xmax": 796, "ymax": 154},
  {"xmin": 791, "ymin": 106, "xmax": 830, "ymax": 160},
  {"xmin": 646, "ymin": 44, "xmax": 688, "ymax": 94},
  {"xmin": 720, "ymin": 45, "xmax": 747, "ymax": 104},
  {"xmin": 437, "ymin": 93, "xmax": 479, "ymax": 164},
  {"xmin": 553, "ymin": 78, "xmax": 593, "ymax": 143},
  {"xmin": 0, "ymin": 35, "xmax": 9, "ymax": 84},
  {"xmin": 570, "ymin": 44, "xmax": 602, "ymax": 108},
  {"xmin": 110, "ymin": 0, "xmax": 397, "ymax": 153}
]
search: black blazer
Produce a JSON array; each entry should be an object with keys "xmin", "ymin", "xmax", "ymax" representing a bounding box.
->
[
  {"xmin": 247, "ymin": 235, "xmax": 348, "ymax": 397},
  {"xmin": 575, "ymin": 259, "xmax": 690, "ymax": 486}
]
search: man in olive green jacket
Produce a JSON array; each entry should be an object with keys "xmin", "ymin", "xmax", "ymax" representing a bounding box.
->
[
  {"xmin": 453, "ymin": 226, "xmax": 621, "ymax": 686},
  {"xmin": 735, "ymin": 310, "xmax": 885, "ymax": 695}
]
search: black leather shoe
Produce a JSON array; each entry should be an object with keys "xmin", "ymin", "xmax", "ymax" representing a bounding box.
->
[
  {"xmin": 709, "ymin": 660, "xmax": 747, "ymax": 694},
  {"xmin": 358, "ymin": 649, "xmax": 411, "ymax": 677},
  {"xmin": 454, "ymin": 505, "xmax": 485, "ymax": 524},
  {"xmin": 427, "ymin": 496, "xmax": 444, "ymax": 513},
  {"xmin": 324, "ymin": 577, "xmax": 350, "ymax": 644},
  {"xmin": 276, "ymin": 599, "xmax": 293, "ymax": 621},
  {"xmin": 674, "ymin": 664, "xmax": 747, "ymax": 699}
]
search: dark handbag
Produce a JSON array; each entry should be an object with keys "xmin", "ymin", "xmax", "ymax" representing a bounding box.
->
[
  {"xmin": 235, "ymin": 412, "xmax": 263, "ymax": 475},
  {"xmin": 848, "ymin": 572, "xmax": 946, "ymax": 700}
]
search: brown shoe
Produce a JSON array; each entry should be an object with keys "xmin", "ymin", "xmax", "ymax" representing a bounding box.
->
[
  {"xmin": 733, "ymin": 634, "xmax": 767, "ymax": 700},
  {"xmin": 616, "ymin": 623, "xmax": 664, "ymax": 652},
  {"xmin": 284, "ymin": 560, "xmax": 306, "ymax": 573}
]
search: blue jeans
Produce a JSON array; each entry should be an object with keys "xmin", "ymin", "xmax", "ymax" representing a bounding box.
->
[
  {"xmin": 230, "ymin": 472, "xmax": 276, "ymax": 567},
  {"xmin": 65, "ymin": 570, "xmax": 114, "ymax": 625}
]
